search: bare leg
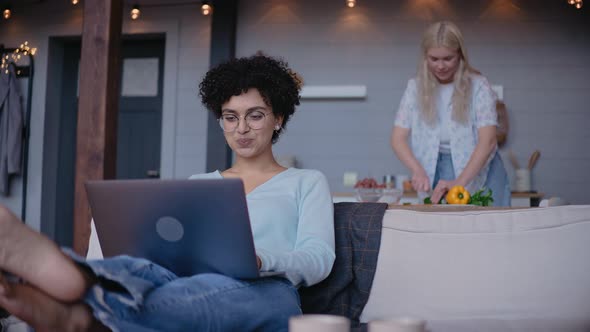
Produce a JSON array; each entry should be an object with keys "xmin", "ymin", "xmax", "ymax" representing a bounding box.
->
[
  {"xmin": 0, "ymin": 275, "xmax": 109, "ymax": 332},
  {"xmin": 0, "ymin": 205, "xmax": 90, "ymax": 301}
]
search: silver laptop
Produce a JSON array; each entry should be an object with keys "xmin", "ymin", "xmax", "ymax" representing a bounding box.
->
[{"xmin": 85, "ymin": 178, "xmax": 262, "ymax": 279}]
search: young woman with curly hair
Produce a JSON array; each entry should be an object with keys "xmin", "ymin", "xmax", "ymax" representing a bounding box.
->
[
  {"xmin": 0, "ymin": 55, "xmax": 335, "ymax": 331},
  {"xmin": 391, "ymin": 21, "xmax": 510, "ymax": 206}
]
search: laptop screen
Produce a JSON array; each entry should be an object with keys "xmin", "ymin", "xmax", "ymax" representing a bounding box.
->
[{"xmin": 85, "ymin": 178, "xmax": 260, "ymax": 278}]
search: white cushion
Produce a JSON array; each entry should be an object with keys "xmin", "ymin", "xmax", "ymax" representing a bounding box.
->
[
  {"xmin": 426, "ymin": 317, "xmax": 590, "ymax": 332},
  {"xmin": 361, "ymin": 206, "xmax": 590, "ymax": 327}
]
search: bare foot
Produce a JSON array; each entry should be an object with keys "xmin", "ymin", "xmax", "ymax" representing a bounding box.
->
[
  {"xmin": 0, "ymin": 276, "xmax": 108, "ymax": 332},
  {"xmin": 0, "ymin": 205, "xmax": 88, "ymax": 301}
]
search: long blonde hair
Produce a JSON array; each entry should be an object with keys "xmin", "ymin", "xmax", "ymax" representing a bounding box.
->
[{"xmin": 417, "ymin": 21, "xmax": 479, "ymax": 125}]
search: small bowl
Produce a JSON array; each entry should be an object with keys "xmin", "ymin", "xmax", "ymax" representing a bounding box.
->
[
  {"xmin": 355, "ymin": 188, "xmax": 384, "ymax": 202},
  {"xmin": 380, "ymin": 188, "xmax": 403, "ymax": 204},
  {"xmin": 355, "ymin": 188, "xmax": 403, "ymax": 203}
]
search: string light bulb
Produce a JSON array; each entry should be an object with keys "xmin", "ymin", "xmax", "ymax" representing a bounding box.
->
[
  {"xmin": 201, "ymin": 1, "xmax": 213, "ymax": 16},
  {"xmin": 3, "ymin": 8, "xmax": 11, "ymax": 20},
  {"xmin": 130, "ymin": 5, "xmax": 140, "ymax": 20},
  {"xmin": 1, "ymin": 41, "xmax": 37, "ymax": 76},
  {"xmin": 567, "ymin": 0, "xmax": 576, "ymax": 4},
  {"xmin": 346, "ymin": 0, "xmax": 356, "ymax": 8},
  {"xmin": 575, "ymin": 0, "xmax": 583, "ymax": 8},
  {"xmin": 71, "ymin": 0, "xmax": 79, "ymax": 5}
]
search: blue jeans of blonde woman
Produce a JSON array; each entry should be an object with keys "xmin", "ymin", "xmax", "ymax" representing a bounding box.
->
[
  {"xmin": 65, "ymin": 250, "xmax": 301, "ymax": 332},
  {"xmin": 433, "ymin": 151, "xmax": 511, "ymax": 206}
]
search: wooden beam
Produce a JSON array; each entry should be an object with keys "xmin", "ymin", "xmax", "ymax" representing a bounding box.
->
[{"xmin": 73, "ymin": 0, "xmax": 123, "ymax": 255}]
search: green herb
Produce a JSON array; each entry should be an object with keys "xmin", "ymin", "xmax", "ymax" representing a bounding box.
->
[
  {"xmin": 469, "ymin": 188, "xmax": 494, "ymax": 206},
  {"xmin": 424, "ymin": 196, "xmax": 444, "ymax": 204}
]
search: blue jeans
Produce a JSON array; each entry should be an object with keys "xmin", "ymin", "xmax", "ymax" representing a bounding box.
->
[
  {"xmin": 433, "ymin": 151, "xmax": 511, "ymax": 206},
  {"xmin": 65, "ymin": 251, "xmax": 301, "ymax": 332}
]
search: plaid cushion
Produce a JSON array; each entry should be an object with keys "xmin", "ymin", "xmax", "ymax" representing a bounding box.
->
[{"xmin": 299, "ymin": 202, "xmax": 387, "ymax": 327}]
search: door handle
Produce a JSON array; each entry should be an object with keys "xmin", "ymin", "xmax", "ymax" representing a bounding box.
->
[{"xmin": 146, "ymin": 170, "xmax": 160, "ymax": 178}]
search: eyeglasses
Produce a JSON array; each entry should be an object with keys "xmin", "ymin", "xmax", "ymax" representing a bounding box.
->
[{"xmin": 219, "ymin": 110, "xmax": 271, "ymax": 132}]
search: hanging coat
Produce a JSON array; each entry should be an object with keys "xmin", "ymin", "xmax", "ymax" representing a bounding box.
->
[{"xmin": 0, "ymin": 63, "xmax": 24, "ymax": 195}]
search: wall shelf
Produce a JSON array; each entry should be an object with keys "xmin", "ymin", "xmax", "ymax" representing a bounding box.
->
[{"xmin": 300, "ymin": 85, "xmax": 367, "ymax": 99}]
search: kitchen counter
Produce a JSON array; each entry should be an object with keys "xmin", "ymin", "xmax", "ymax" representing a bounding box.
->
[{"xmin": 332, "ymin": 191, "xmax": 544, "ymax": 207}]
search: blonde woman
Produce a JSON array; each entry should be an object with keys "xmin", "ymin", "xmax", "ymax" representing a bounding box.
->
[{"xmin": 391, "ymin": 21, "xmax": 510, "ymax": 206}]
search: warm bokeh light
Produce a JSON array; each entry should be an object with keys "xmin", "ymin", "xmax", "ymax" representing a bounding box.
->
[
  {"xmin": 575, "ymin": 1, "xmax": 583, "ymax": 8},
  {"xmin": 568, "ymin": 0, "xmax": 576, "ymax": 4},
  {"xmin": 346, "ymin": 0, "xmax": 356, "ymax": 8},
  {"xmin": 3, "ymin": 8, "xmax": 11, "ymax": 20},
  {"xmin": 201, "ymin": 3, "xmax": 212, "ymax": 16},
  {"xmin": 1, "ymin": 41, "xmax": 38, "ymax": 76},
  {"xmin": 72, "ymin": 0, "xmax": 79, "ymax": 5},
  {"xmin": 131, "ymin": 5, "xmax": 140, "ymax": 20}
]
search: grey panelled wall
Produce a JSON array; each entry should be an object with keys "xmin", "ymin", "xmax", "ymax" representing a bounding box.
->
[
  {"xmin": 0, "ymin": 0, "xmax": 211, "ymax": 231},
  {"xmin": 236, "ymin": 0, "xmax": 590, "ymax": 204},
  {"xmin": 0, "ymin": 0, "xmax": 589, "ymax": 234}
]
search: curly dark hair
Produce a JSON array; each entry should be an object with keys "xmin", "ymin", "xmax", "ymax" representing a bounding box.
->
[{"xmin": 199, "ymin": 54, "xmax": 302, "ymax": 143}]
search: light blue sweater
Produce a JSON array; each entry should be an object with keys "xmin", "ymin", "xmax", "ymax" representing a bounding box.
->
[{"xmin": 189, "ymin": 168, "xmax": 335, "ymax": 287}]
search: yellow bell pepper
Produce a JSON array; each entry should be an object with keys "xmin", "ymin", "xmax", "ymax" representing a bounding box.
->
[{"xmin": 446, "ymin": 185, "xmax": 471, "ymax": 204}]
